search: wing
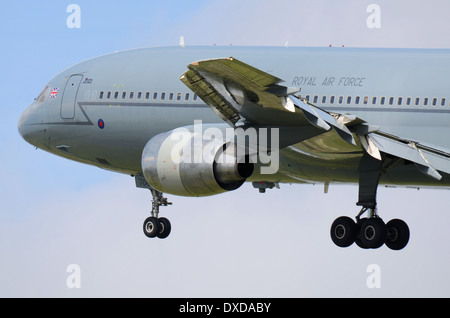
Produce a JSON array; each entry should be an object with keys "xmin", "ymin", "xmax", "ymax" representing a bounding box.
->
[
  {"xmin": 180, "ymin": 57, "xmax": 450, "ymax": 180},
  {"xmin": 180, "ymin": 57, "xmax": 354, "ymax": 144}
]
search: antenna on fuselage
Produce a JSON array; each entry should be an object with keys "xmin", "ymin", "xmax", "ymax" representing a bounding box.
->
[{"xmin": 180, "ymin": 36, "xmax": 185, "ymax": 48}]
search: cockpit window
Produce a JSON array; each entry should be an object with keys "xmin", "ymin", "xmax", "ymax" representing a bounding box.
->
[{"xmin": 36, "ymin": 85, "xmax": 49, "ymax": 103}]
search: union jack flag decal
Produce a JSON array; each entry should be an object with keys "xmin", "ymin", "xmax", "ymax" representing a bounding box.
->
[{"xmin": 50, "ymin": 88, "xmax": 59, "ymax": 99}]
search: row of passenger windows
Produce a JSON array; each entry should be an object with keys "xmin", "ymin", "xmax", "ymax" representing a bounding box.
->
[
  {"xmin": 95, "ymin": 89, "xmax": 448, "ymax": 107},
  {"xmin": 98, "ymin": 90, "xmax": 199, "ymax": 102},
  {"xmin": 304, "ymin": 94, "xmax": 448, "ymax": 107}
]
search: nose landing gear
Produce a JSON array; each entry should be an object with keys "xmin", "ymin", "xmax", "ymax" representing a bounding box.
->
[
  {"xmin": 135, "ymin": 175, "xmax": 172, "ymax": 239},
  {"xmin": 143, "ymin": 188, "xmax": 172, "ymax": 239},
  {"xmin": 143, "ymin": 216, "xmax": 172, "ymax": 239}
]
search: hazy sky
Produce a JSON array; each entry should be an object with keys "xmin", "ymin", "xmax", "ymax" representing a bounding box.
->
[{"xmin": 2, "ymin": 0, "xmax": 450, "ymax": 297}]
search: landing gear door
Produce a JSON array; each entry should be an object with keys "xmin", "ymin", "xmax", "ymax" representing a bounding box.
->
[{"xmin": 61, "ymin": 74, "xmax": 83, "ymax": 119}]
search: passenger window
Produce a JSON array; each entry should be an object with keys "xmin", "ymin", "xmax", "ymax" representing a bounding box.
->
[
  {"xmin": 177, "ymin": 93, "xmax": 182, "ymax": 101},
  {"xmin": 185, "ymin": 93, "xmax": 190, "ymax": 101},
  {"xmin": 397, "ymin": 97, "xmax": 402, "ymax": 105},
  {"xmin": 161, "ymin": 92, "xmax": 166, "ymax": 100},
  {"xmin": 169, "ymin": 93, "xmax": 174, "ymax": 101},
  {"xmin": 389, "ymin": 97, "xmax": 394, "ymax": 105},
  {"xmin": 153, "ymin": 92, "xmax": 158, "ymax": 100},
  {"xmin": 313, "ymin": 95, "xmax": 318, "ymax": 103},
  {"xmin": 193, "ymin": 94, "xmax": 198, "ymax": 101},
  {"xmin": 322, "ymin": 96, "xmax": 327, "ymax": 104},
  {"xmin": 372, "ymin": 97, "xmax": 377, "ymax": 104},
  {"xmin": 122, "ymin": 92, "xmax": 126, "ymax": 99},
  {"xmin": 432, "ymin": 98, "xmax": 437, "ymax": 106},
  {"xmin": 346, "ymin": 96, "xmax": 351, "ymax": 104},
  {"xmin": 441, "ymin": 98, "xmax": 446, "ymax": 106},
  {"xmin": 129, "ymin": 92, "xmax": 134, "ymax": 100},
  {"xmin": 330, "ymin": 96, "xmax": 335, "ymax": 104},
  {"xmin": 114, "ymin": 91, "xmax": 119, "ymax": 99},
  {"xmin": 355, "ymin": 96, "xmax": 360, "ymax": 104},
  {"xmin": 415, "ymin": 97, "xmax": 420, "ymax": 106},
  {"xmin": 363, "ymin": 96, "xmax": 368, "ymax": 105},
  {"xmin": 338, "ymin": 96, "xmax": 343, "ymax": 104},
  {"xmin": 423, "ymin": 98, "xmax": 428, "ymax": 106},
  {"xmin": 99, "ymin": 91, "xmax": 104, "ymax": 99},
  {"xmin": 137, "ymin": 92, "xmax": 142, "ymax": 99},
  {"xmin": 107, "ymin": 91, "xmax": 112, "ymax": 99},
  {"xmin": 406, "ymin": 97, "xmax": 411, "ymax": 106},
  {"xmin": 380, "ymin": 97, "xmax": 385, "ymax": 105},
  {"xmin": 145, "ymin": 92, "xmax": 150, "ymax": 100}
]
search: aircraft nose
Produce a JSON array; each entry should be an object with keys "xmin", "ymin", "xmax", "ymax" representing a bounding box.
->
[
  {"xmin": 18, "ymin": 102, "xmax": 44, "ymax": 147},
  {"xmin": 17, "ymin": 109, "xmax": 27, "ymax": 140}
]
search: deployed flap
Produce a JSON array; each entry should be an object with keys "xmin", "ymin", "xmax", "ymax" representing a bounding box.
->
[
  {"xmin": 369, "ymin": 133, "xmax": 450, "ymax": 179},
  {"xmin": 356, "ymin": 134, "xmax": 382, "ymax": 160},
  {"xmin": 288, "ymin": 96, "xmax": 356, "ymax": 146},
  {"xmin": 286, "ymin": 96, "xmax": 330, "ymax": 131}
]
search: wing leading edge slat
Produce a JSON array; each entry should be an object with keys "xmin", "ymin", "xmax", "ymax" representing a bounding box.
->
[{"xmin": 181, "ymin": 65, "xmax": 241, "ymax": 126}]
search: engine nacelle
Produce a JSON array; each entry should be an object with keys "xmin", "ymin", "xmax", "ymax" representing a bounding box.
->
[{"xmin": 141, "ymin": 128, "xmax": 254, "ymax": 197}]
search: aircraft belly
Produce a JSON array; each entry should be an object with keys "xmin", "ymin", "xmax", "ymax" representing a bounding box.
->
[
  {"xmin": 277, "ymin": 145, "xmax": 361, "ymax": 184},
  {"xmin": 269, "ymin": 128, "xmax": 362, "ymax": 182},
  {"xmin": 272, "ymin": 145, "xmax": 450, "ymax": 188}
]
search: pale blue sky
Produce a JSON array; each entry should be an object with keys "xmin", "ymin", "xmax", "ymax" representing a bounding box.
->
[{"xmin": 2, "ymin": 0, "xmax": 450, "ymax": 297}]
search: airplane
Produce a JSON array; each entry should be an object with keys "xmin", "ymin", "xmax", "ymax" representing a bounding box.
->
[{"xmin": 18, "ymin": 46, "xmax": 450, "ymax": 251}]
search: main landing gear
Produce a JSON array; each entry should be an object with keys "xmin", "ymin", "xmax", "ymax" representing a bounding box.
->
[
  {"xmin": 330, "ymin": 153, "xmax": 410, "ymax": 250},
  {"xmin": 330, "ymin": 208, "xmax": 410, "ymax": 250}
]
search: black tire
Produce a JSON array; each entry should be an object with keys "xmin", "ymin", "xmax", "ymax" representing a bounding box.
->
[
  {"xmin": 157, "ymin": 217, "xmax": 171, "ymax": 239},
  {"xmin": 385, "ymin": 219, "xmax": 410, "ymax": 250},
  {"xmin": 359, "ymin": 218, "xmax": 387, "ymax": 249},
  {"xmin": 143, "ymin": 217, "xmax": 160, "ymax": 238},
  {"xmin": 355, "ymin": 218, "xmax": 369, "ymax": 249},
  {"xmin": 330, "ymin": 216, "xmax": 357, "ymax": 247}
]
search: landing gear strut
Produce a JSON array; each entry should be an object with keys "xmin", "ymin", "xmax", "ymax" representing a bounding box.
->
[
  {"xmin": 135, "ymin": 175, "xmax": 172, "ymax": 239},
  {"xmin": 330, "ymin": 153, "xmax": 410, "ymax": 250},
  {"xmin": 143, "ymin": 188, "xmax": 172, "ymax": 239}
]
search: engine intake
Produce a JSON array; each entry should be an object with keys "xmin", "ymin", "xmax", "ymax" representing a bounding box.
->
[{"xmin": 141, "ymin": 128, "xmax": 253, "ymax": 197}]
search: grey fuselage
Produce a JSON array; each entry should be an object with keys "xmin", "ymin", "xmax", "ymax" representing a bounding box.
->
[{"xmin": 18, "ymin": 46, "xmax": 450, "ymax": 188}]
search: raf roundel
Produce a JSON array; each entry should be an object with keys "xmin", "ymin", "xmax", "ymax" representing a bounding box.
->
[{"xmin": 98, "ymin": 119, "xmax": 105, "ymax": 129}]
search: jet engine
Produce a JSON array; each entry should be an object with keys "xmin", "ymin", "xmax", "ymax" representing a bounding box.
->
[{"xmin": 141, "ymin": 128, "xmax": 254, "ymax": 197}]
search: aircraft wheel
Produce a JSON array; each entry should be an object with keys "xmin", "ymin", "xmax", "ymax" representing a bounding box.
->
[
  {"xmin": 143, "ymin": 217, "xmax": 160, "ymax": 238},
  {"xmin": 330, "ymin": 216, "xmax": 356, "ymax": 247},
  {"xmin": 359, "ymin": 218, "xmax": 387, "ymax": 249},
  {"xmin": 355, "ymin": 218, "xmax": 370, "ymax": 249},
  {"xmin": 157, "ymin": 217, "xmax": 171, "ymax": 239},
  {"xmin": 385, "ymin": 219, "xmax": 410, "ymax": 250}
]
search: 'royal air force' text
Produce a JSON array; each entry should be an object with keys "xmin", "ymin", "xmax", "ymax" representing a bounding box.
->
[{"xmin": 292, "ymin": 76, "xmax": 366, "ymax": 87}]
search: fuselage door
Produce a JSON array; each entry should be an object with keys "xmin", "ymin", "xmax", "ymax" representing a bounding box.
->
[{"xmin": 60, "ymin": 74, "xmax": 83, "ymax": 119}]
